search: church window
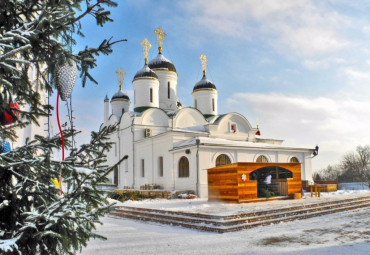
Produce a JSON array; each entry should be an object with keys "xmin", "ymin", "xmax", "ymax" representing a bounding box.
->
[
  {"xmin": 216, "ymin": 154, "xmax": 231, "ymax": 167},
  {"xmin": 195, "ymin": 99, "xmax": 197, "ymax": 108},
  {"xmin": 256, "ymin": 155, "xmax": 269, "ymax": 163},
  {"xmin": 178, "ymin": 156, "xmax": 189, "ymax": 178},
  {"xmin": 168, "ymin": 82, "xmax": 170, "ymax": 99},
  {"xmin": 159, "ymin": 156, "xmax": 164, "ymax": 177},
  {"xmin": 150, "ymin": 88, "xmax": 153, "ymax": 103},
  {"xmin": 141, "ymin": 159, "xmax": 145, "ymax": 177},
  {"xmin": 114, "ymin": 166, "xmax": 118, "ymax": 185},
  {"xmin": 290, "ymin": 157, "xmax": 299, "ymax": 163},
  {"xmin": 230, "ymin": 124, "xmax": 237, "ymax": 133},
  {"xmin": 212, "ymin": 98, "xmax": 215, "ymax": 111}
]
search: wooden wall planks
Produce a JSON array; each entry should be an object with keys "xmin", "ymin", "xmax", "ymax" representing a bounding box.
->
[{"xmin": 207, "ymin": 163, "xmax": 302, "ymax": 203}]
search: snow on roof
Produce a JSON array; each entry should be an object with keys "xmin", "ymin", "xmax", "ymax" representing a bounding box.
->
[
  {"xmin": 173, "ymin": 125, "xmax": 207, "ymax": 133},
  {"xmin": 172, "ymin": 137, "xmax": 314, "ymax": 151}
]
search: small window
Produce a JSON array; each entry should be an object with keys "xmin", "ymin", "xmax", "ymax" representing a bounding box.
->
[
  {"xmin": 256, "ymin": 155, "xmax": 269, "ymax": 163},
  {"xmin": 230, "ymin": 124, "xmax": 237, "ymax": 133},
  {"xmin": 141, "ymin": 159, "xmax": 145, "ymax": 177},
  {"xmin": 178, "ymin": 156, "xmax": 189, "ymax": 178},
  {"xmin": 114, "ymin": 143, "xmax": 117, "ymax": 156},
  {"xmin": 195, "ymin": 99, "xmax": 197, "ymax": 108},
  {"xmin": 159, "ymin": 156, "xmax": 163, "ymax": 177},
  {"xmin": 114, "ymin": 166, "xmax": 118, "ymax": 185},
  {"xmin": 290, "ymin": 157, "xmax": 299, "ymax": 163},
  {"xmin": 168, "ymin": 82, "xmax": 170, "ymax": 99},
  {"xmin": 125, "ymin": 159, "xmax": 128, "ymax": 172},
  {"xmin": 216, "ymin": 154, "xmax": 231, "ymax": 167},
  {"xmin": 150, "ymin": 88, "xmax": 153, "ymax": 103},
  {"xmin": 212, "ymin": 98, "xmax": 215, "ymax": 111}
]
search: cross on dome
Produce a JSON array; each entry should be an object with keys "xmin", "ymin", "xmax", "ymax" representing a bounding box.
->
[
  {"xmin": 200, "ymin": 53, "xmax": 208, "ymax": 75},
  {"xmin": 115, "ymin": 67, "xmax": 126, "ymax": 90},
  {"xmin": 141, "ymin": 38, "xmax": 151, "ymax": 64},
  {"xmin": 154, "ymin": 26, "xmax": 167, "ymax": 53}
]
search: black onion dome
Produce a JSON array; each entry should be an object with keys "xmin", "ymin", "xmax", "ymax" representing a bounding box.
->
[
  {"xmin": 111, "ymin": 90, "xmax": 130, "ymax": 101},
  {"xmin": 193, "ymin": 74, "xmax": 217, "ymax": 92},
  {"xmin": 133, "ymin": 64, "xmax": 158, "ymax": 81},
  {"xmin": 148, "ymin": 53, "xmax": 176, "ymax": 72}
]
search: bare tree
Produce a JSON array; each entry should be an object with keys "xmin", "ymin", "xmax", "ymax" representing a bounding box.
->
[{"xmin": 341, "ymin": 145, "xmax": 370, "ymax": 188}]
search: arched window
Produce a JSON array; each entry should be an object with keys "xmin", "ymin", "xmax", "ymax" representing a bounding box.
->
[
  {"xmin": 178, "ymin": 156, "xmax": 189, "ymax": 178},
  {"xmin": 212, "ymin": 98, "xmax": 215, "ymax": 111},
  {"xmin": 290, "ymin": 157, "xmax": 299, "ymax": 163},
  {"xmin": 150, "ymin": 88, "xmax": 153, "ymax": 103},
  {"xmin": 216, "ymin": 154, "xmax": 231, "ymax": 167},
  {"xmin": 256, "ymin": 155, "xmax": 269, "ymax": 163}
]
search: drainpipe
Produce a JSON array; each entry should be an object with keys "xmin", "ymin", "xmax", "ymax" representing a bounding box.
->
[
  {"xmin": 131, "ymin": 118, "xmax": 135, "ymax": 189},
  {"xmin": 196, "ymin": 138, "xmax": 200, "ymax": 196},
  {"xmin": 117, "ymin": 127, "xmax": 121, "ymax": 188}
]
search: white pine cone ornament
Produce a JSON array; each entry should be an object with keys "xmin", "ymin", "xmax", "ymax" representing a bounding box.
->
[{"xmin": 55, "ymin": 61, "xmax": 78, "ymax": 101}]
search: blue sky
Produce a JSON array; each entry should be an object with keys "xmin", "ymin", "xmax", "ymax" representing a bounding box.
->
[{"xmin": 54, "ymin": 0, "xmax": 370, "ymax": 172}]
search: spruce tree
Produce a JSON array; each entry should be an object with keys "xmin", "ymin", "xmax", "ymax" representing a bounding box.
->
[{"xmin": 0, "ymin": 1, "xmax": 124, "ymax": 254}]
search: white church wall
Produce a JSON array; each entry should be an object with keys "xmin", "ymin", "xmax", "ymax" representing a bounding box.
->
[
  {"xmin": 173, "ymin": 108, "xmax": 207, "ymax": 129},
  {"xmin": 156, "ymin": 71, "xmax": 178, "ymax": 111},
  {"xmin": 193, "ymin": 90, "xmax": 218, "ymax": 116},
  {"xmin": 210, "ymin": 113, "xmax": 252, "ymax": 141},
  {"xmin": 132, "ymin": 78, "xmax": 159, "ymax": 110},
  {"xmin": 118, "ymin": 126, "xmax": 134, "ymax": 188},
  {"xmin": 151, "ymin": 134, "xmax": 174, "ymax": 190}
]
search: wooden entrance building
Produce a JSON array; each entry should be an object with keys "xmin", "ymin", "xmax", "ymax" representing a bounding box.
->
[{"xmin": 207, "ymin": 162, "xmax": 302, "ymax": 203}]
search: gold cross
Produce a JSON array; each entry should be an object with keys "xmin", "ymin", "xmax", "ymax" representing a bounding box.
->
[
  {"xmin": 154, "ymin": 26, "xmax": 167, "ymax": 53},
  {"xmin": 141, "ymin": 38, "xmax": 151, "ymax": 64},
  {"xmin": 200, "ymin": 53, "xmax": 208, "ymax": 75},
  {"xmin": 116, "ymin": 67, "xmax": 126, "ymax": 90}
]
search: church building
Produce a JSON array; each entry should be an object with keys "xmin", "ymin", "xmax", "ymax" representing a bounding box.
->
[{"xmin": 101, "ymin": 27, "xmax": 315, "ymax": 198}]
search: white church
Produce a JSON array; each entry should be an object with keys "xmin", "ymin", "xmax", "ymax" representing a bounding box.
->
[{"xmin": 101, "ymin": 27, "xmax": 315, "ymax": 198}]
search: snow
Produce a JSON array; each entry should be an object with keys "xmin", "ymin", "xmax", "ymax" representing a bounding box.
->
[
  {"xmin": 80, "ymin": 189, "xmax": 370, "ymax": 254},
  {"xmin": 172, "ymin": 137, "xmax": 313, "ymax": 151},
  {"xmin": 0, "ymin": 237, "xmax": 19, "ymax": 252},
  {"xmin": 75, "ymin": 167, "xmax": 93, "ymax": 175},
  {"xmin": 115, "ymin": 190, "xmax": 370, "ymax": 216},
  {"xmin": 148, "ymin": 53, "xmax": 173, "ymax": 65}
]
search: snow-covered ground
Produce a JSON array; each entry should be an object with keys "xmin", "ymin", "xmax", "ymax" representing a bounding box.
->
[
  {"xmin": 81, "ymin": 190, "xmax": 370, "ymax": 254},
  {"xmin": 112, "ymin": 190, "xmax": 370, "ymax": 216}
]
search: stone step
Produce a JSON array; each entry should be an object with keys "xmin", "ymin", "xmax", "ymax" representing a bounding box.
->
[
  {"xmin": 110, "ymin": 196, "xmax": 370, "ymax": 233},
  {"xmin": 112, "ymin": 198, "xmax": 370, "ymax": 228},
  {"xmin": 113, "ymin": 195, "xmax": 370, "ymax": 221}
]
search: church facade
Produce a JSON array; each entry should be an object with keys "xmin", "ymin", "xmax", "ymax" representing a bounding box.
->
[{"xmin": 101, "ymin": 27, "xmax": 315, "ymax": 198}]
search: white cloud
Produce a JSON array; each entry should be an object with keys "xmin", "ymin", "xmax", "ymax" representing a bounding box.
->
[
  {"xmin": 181, "ymin": 0, "xmax": 349, "ymax": 58},
  {"xmin": 226, "ymin": 92, "xmax": 370, "ymax": 170},
  {"xmin": 345, "ymin": 67, "xmax": 370, "ymax": 82}
]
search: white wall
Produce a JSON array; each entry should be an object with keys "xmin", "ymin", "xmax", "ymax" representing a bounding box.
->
[
  {"xmin": 156, "ymin": 71, "xmax": 178, "ymax": 111},
  {"xmin": 193, "ymin": 90, "xmax": 218, "ymax": 116},
  {"xmin": 133, "ymin": 78, "xmax": 159, "ymax": 110}
]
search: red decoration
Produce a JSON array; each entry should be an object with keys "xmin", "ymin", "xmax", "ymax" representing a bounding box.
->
[
  {"xmin": 256, "ymin": 130, "xmax": 261, "ymax": 136},
  {"xmin": 1, "ymin": 102, "xmax": 20, "ymax": 125}
]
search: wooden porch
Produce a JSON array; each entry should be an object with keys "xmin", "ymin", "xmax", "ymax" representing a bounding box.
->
[{"xmin": 207, "ymin": 162, "xmax": 302, "ymax": 203}]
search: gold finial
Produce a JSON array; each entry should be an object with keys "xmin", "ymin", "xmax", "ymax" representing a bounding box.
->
[
  {"xmin": 200, "ymin": 53, "xmax": 208, "ymax": 75},
  {"xmin": 141, "ymin": 38, "xmax": 151, "ymax": 65},
  {"xmin": 154, "ymin": 26, "xmax": 166, "ymax": 53},
  {"xmin": 116, "ymin": 67, "xmax": 126, "ymax": 91}
]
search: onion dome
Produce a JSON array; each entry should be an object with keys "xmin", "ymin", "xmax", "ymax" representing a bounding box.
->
[
  {"xmin": 133, "ymin": 64, "xmax": 158, "ymax": 81},
  {"xmin": 148, "ymin": 53, "xmax": 176, "ymax": 72},
  {"xmin": 111, "ymin": 90, "xmax": 130, "ymax": 101},
  {"xmin": 193, "ymin": 74, "xmax": 216, "ymax": 92}
]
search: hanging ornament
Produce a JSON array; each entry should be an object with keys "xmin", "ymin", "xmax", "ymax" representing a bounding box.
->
[
  {"xmin": 55, "ymin": 61, "xmax": 78, "ymax": 101},
  {"xmin": 0, "ymin": 141, "xmax": 11, "ymax": 153},
  {"xmin": 0, "ymin": 102, "xmax": 20, "ymax": 125}
]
